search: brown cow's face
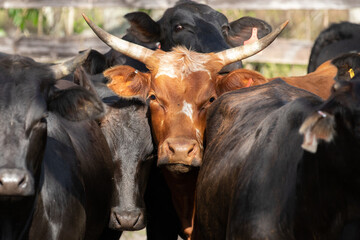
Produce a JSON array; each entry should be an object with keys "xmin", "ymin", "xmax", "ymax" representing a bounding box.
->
[
  {"xmin": 149, "ymin": 71, "xmax": 217, "ymax": 171},
  {"xmin": 105, "ymin": 47, "xmax": 267, "ymax": 172}
]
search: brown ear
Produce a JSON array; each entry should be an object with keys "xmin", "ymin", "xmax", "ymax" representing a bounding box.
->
[
  {"xmin": 104, "ymin": 65, "xmax": 151, "ymax": 102},
  {"xmin": 215, "ymin": 69, "xmax": 268, "ymax": 95}
]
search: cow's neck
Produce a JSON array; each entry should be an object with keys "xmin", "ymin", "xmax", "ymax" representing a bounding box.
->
[
  {"xmin": 0, "ymin": 196, "xmax": 35, "ymax": 240},
  {"xmin": 161, "ymin": 167, "xmax": 198, "ymax": 239}
]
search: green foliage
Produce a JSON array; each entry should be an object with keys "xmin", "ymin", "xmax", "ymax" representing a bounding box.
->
[
  {"xmin": 0, "ymin": 29, "xmax": 5, "ymax": 37},
  {"xmin": 138, "ymin": 8, "xmax": 152, "ymax": 15},
  {"xmin": 73, "ymin": 17, "xmax": 87, "ymax": 34},
  {"xmin": 8, "ymin": 9, "xmax": 39, "ymax": 31},
  {"xmin": 245, "ymin": 62, "xmax": 307, "ymax": 78}
]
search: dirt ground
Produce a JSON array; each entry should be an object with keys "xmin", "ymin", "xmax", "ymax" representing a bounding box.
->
[
  {"xmin": 120, "ymin": 229, "xmax": 183, "ymax": 240},
  {"xmin": 121, "ymin": 229, "xmax": 146, "ymax": 240}
]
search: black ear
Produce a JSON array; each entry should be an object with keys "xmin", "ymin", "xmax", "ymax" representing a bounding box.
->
[
  {"xmin": 124, "ymin": 12, "xmax": 161, "ymax": 43},
  {"xmin": 330, "ymin": 53, "xmax": 360, "ymax": 82},
  {"xmin": 73, "ymin": 66, "xmax": 98, "ymax": 96},
  {"xmin": 79, "ymin": 49, "xmax": 107, "ymax": 75},
  {"xmin": 48, "ymin": 85, "xmax": 105, "ymax": 121},
  {"xmin": 227, "ymin": 16, "xmax": 272, "ymax": 47}
]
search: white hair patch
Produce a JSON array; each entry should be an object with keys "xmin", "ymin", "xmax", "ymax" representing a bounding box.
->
[{"xmin": 181, "ymin": 100, "xmax": 193, "ymax": 122}]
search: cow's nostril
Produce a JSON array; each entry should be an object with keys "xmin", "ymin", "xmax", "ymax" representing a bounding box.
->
[
  {"xmin": 168, "ymin": 143, "xmax": 175, "ymax": 154},
  {"xmin": 18, "ymin": 176, "xmax": 26, "ymax": 187},
  {"xmin": 187, "ymin": 145, "xmax": 195, "ymax": 156}
]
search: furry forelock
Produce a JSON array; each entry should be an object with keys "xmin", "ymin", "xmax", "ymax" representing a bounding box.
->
[{"xmin": 154, "ymin": 46, "xmax": 220, "ymax": 79}]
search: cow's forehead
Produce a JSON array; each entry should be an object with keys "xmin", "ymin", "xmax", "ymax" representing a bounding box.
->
[
  {"xmin": 154, "ymin": 47, "xmax": 216, "ymax": 80},
  {"xmin": 151, "ymin": 71, "xmax": 216, "ymax": 106},
  {"xmin": 0, "ymin": 61, "xmax": 51, "ymax": 124},
  {"xmin": 169, "ymin": 2, "xmax": 228, "ymax": 24}
]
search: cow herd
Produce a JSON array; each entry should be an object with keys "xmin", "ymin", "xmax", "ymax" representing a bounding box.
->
[{"xmin": 1, "ymin": 0, "xmax": 360, "ymax": 239}]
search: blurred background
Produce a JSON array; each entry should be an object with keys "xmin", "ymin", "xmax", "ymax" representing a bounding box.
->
[
  {"xmin": 0, "ymin": 0, "xmax": 359, "ymax": 78},
  {"xmin": 0, "ymin": 0, "xmax": 358, "ymax": 238}
]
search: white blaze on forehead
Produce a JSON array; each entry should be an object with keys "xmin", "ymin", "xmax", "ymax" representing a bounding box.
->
[{"xmin": 181, "ymin": 100, "xmax": 193, "ymax": 122}]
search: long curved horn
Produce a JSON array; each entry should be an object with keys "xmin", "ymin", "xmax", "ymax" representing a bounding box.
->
[
  {"xmin": 82, "ymin": 14, "xmax": 154, "ymax": 66},
  {"xmin": 215, "ymin": 20, "xmax": 289, "ymax": 67},
  {"xmin": 50, "ymin": 49, "xmax": 91, "ymax": 80}
]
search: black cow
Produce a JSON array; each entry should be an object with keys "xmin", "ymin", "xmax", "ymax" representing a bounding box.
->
[
  {"xmin": 308, "ymin": 21, "xmax": 360, "ymax": 73},
  {"xmin": 73, "ymin": 67, "xmax": 155, "ymax": 232},
  {"xmin": 84, "ymin": 0, "xmax": 272, "ymax": 74},
  {"xmin": 193, "ymin": 78, "xmax": 360, "ymax": 239},
  {"xmin": 0, "ymin": 52, "xmax": 115, "ymax": 240}
]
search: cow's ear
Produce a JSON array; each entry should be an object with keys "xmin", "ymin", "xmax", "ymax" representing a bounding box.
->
[
  {"xmin": 80, "ymin": 49, "xmax": 106, "ymax": 75},
  {"xmin": 48, "ymin": 85, "xmax": 105, "ymax": 121},
  {"xmin": 124, "ymin": 12, "xmax": 161, "ymax": 43},
  {"xmin": 104, "ymin": 65, "xmax": 151, "ymax": 102},
  {"xmin": 215, "ymin": 69, "xmax": 268, "ymax": 96},
  {"xmin": 73, "ymin": 66, "xmax": 98, "ymax": 96},
  {"xmin": 226, "ymin": 17, "xmax": 272, "ymax": 47},
  {"xmin": 299, "ymin": 111, "xmax": 335, "ymax": 153}
]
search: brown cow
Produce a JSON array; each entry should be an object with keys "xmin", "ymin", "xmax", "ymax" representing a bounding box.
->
[{"xmin": 83, "ymin": 14, "xmax": 287, "ymax": 239}]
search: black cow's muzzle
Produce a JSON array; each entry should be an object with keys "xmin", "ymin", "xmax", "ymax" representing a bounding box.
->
[
  {"xmin": 109, "ymin": 207, "xmax": 146, "ymax": 231},
  {"xmin": 0, "ymin": 168, "xmax": 34, "ymax": 196}
]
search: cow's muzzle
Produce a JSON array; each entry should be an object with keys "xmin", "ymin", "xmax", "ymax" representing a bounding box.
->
[
  {"xmin": 158, "ymin": 138, "xmax": 202, "ymax": 171},
  {"xmin": 109, "ymin": 207, "xmax": 146, "ymax": 231},
  {"xmin": 0, "ymin": 168, "xmax": 34, "ymax": 196}
]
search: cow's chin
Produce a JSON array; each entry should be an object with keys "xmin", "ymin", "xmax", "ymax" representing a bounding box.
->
[
  {"xmin": 157, "ymin": 156, "xmax": 201, "ymax": 174},
  {"xmin": 164, "ymin": 164, "xmax": 193, "ymax": 173}
]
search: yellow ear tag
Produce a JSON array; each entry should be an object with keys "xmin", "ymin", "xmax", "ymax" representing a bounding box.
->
[{"xmin": 348, "ymin": 68, "xmax": 355, "ymax": 79}]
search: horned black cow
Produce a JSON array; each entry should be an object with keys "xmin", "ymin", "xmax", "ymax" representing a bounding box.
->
[
  {"xmin": 73, "ymin": 67, "xmax": 154, "ymax": 232},
  {"xmin": 84, "ymin": 0, "xmax": 272, "ymax": 74},
  {"xmin": 308, "ymin": 21, "xmax": 360, "ymax": 73},
  {"xmin": 0, "ymin": 52, "xmax": 115, "ymax": 240},
  {"xmin": 193, "ymin": 77, "xmax": 360, "ymax": 239}
]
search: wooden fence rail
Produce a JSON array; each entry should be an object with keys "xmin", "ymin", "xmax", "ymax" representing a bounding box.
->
[
  {"xmin": 1, "ymin": 0, "xmax": 360, "ymax": 10},
  {"xmin": 0, "ymin": 36, "xmax": 110, "ymax": 62},
  {"xmin": 0, "ymin": 36, "xmax": 312, "ymax": 65}
]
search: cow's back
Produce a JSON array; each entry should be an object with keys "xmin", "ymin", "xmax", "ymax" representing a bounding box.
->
[{"xmin": 194, "ymin": 80, "xmax": 317, "ymax": 239}]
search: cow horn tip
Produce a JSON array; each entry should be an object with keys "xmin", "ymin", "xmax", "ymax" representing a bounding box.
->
[
  {"xmin": 82, "ymin": 13, "xmax": 88, "ymax": 21},
  {"xmin": 281, "ymin": 20, "xmax": 290, "ymax": 29}
]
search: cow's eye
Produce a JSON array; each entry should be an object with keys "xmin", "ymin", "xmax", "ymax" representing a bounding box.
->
[
  {"xmin": 174, "ymin": 24, "xmax": 184, "ymax": 32},
  {"xmin": 40, "ymin": 117, "xmax": 47, "ymax": 124},
  {"xmin": 209, "ymin": 97, "xmax": 216, "ymax": 103},
  {"xmin": 149, "ymin": 94, "xmax": 156, "ymax": 100}
]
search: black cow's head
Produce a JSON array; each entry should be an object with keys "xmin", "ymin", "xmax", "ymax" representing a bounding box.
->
[
  {"xmin": 86, "ymin": 0, "xmax": 272, "ymax": 74},
  {"xmin": 0, "ymin": 51, "xmax": 104, "ymax": 198},
  {"xmin": 74, "ymin": 67, "xmax": 154, "ymax": 231},
  {"xmin": 300, "ymin": 75, "xmax": 360, "ymax": 155},
  {"xmin": 125, "ymin": 0, "xmax": 271, "ymax": 72}
]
